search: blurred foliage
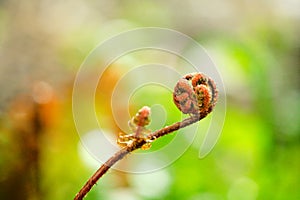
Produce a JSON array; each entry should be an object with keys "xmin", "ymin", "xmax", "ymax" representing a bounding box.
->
[{"xmin": 0, "ymin": 0, "xmax": 300, "ymax": 200}]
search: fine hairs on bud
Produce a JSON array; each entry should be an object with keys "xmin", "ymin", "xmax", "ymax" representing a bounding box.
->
[{"xmin": 173, "ymin": 73, "xmax": 218, "ymax": 115}]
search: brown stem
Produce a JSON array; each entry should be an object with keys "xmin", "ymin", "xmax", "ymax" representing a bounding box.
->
[{"xmin": 74, "ymin": 113, "xmax": 206, "ymax": 200}]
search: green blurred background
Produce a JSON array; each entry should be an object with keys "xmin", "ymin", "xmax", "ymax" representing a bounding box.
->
[{"xmin": 0, "ymin": 0, "xmax": 299, "ymax": 200}]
